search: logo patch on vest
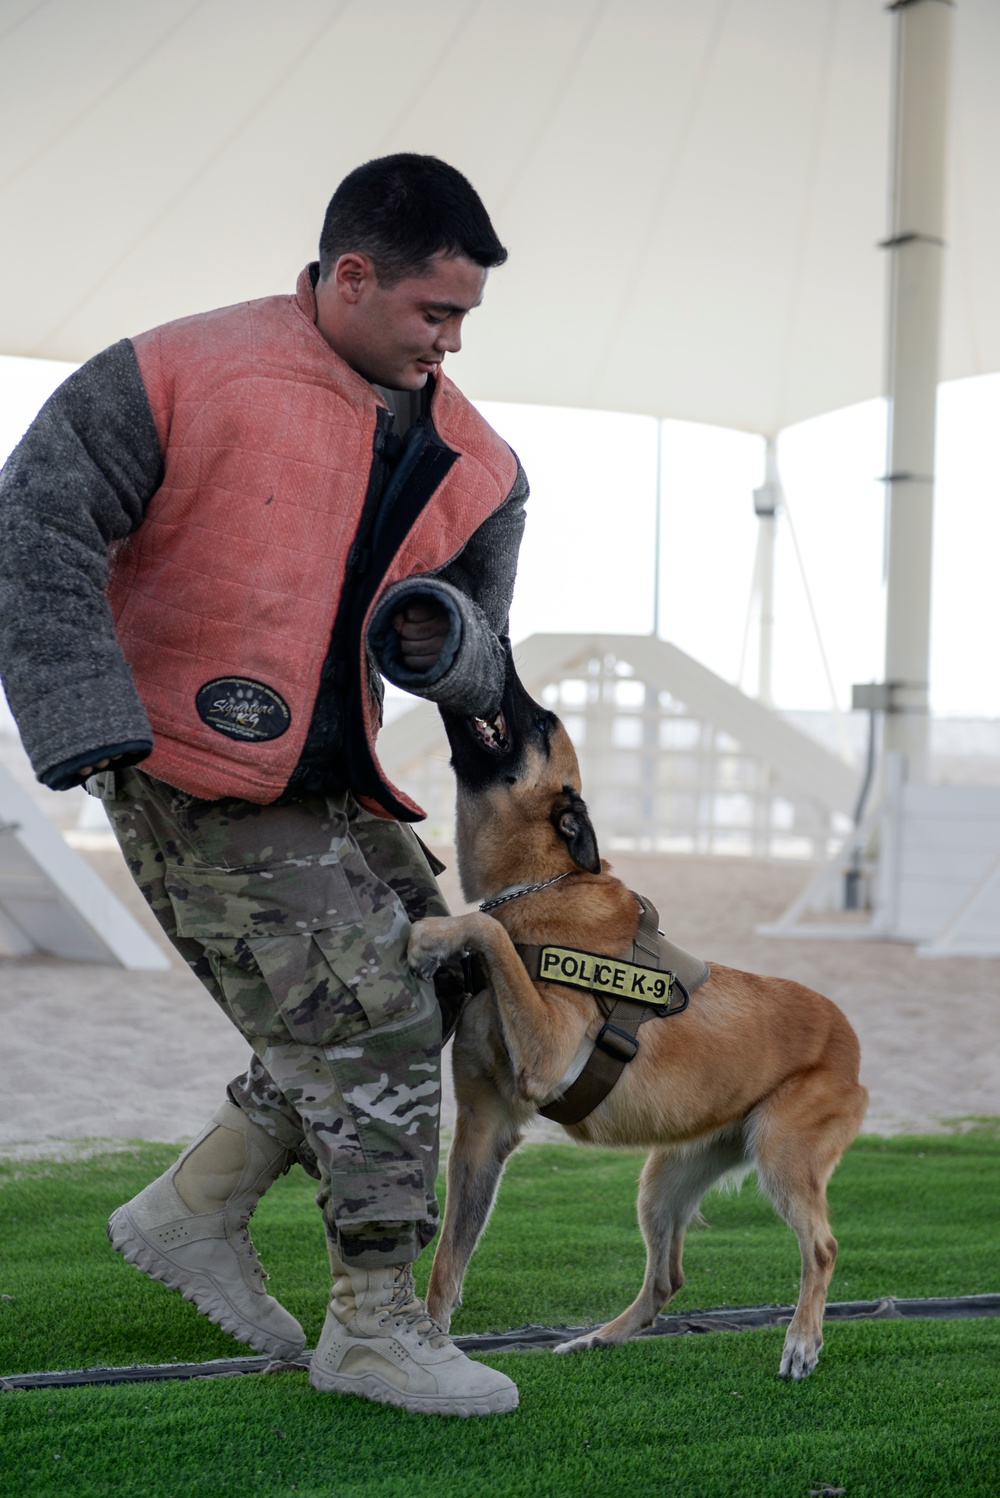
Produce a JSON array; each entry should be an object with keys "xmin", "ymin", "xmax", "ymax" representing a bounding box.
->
[{"xmin": 195, "ymin": 678, "xmax": 291, "ymax": 742}]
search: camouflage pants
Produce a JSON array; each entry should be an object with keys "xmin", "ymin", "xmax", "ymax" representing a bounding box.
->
[{"xmin": 99, "ymin": 767, "xmax": 451, "ymax": 1268}]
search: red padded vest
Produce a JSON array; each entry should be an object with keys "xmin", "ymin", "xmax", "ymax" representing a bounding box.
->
[{"xmin": 107, "ymin": 267, "xmax": 517, "ymax": 813}]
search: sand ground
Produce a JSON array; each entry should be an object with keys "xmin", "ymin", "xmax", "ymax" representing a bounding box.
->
[{"xmin": 2, "ymin": 830, "xmax": 997, "ymax": 1158}]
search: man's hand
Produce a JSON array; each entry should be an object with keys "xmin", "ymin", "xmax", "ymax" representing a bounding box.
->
[
  {"xmin": 77, "ymin": 753, "xmax": 124, "ymax": 780},
  {"xmin": 392, "ymin": 600, "xmax": 449, "ymax": 673}
]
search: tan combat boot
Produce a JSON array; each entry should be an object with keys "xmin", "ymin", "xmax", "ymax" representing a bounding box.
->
[
  {"xmin": 107, "ymin": 1100, "xmax": 305, "ymax": 1359},
  {"xmin": 309, "ymin": 1251, "xmax": 518, "ymax": 1416}
]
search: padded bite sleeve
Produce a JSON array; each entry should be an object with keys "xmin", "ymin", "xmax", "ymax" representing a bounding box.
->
[
  {"xmin": 368, "ymin": 576, "xmax": 506, "ymax": 718},
  {"xmin": 0, "ymin": 339, "xmax": 162, "ymax": 785},
  {"xmin": 366, "ymin": 460, "xmax": 528, "ymax": 719}
]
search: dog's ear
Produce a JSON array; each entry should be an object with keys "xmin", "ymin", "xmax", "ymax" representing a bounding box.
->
[{"xmin": 551, "ymin": 788, "xmax": 601, "ymax": 873}]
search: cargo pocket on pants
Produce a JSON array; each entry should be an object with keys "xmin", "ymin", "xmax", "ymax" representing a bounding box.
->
[
  {"xmin": 306, "ymin": 923, "xmax": 425, "ymax": 1036},
  {"xmin": 166, "ymin": 858, "xmax": 371, "ymax": 1049}
]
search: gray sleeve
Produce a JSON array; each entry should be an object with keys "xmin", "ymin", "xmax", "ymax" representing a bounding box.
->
[
  {"xmin": 435, "ymin": 458, "xmax": 528, "ymax": 638},
  {"xmin": 367, "ymin": 459, "xmax": 528, "ymax": 717},
  {"xmin": 0, "ymin": 340, "xmax": 163, "ymax": 783}
]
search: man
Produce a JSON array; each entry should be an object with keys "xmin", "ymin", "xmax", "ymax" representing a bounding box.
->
[{"xmin": 0, "ymin": 155, "xmax": 526, "ymax": 1417}]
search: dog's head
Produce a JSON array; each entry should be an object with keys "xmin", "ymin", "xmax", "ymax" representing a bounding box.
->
[{"xmin": 439, "ymin": 648, "xmax": 601, "ymax": 902}]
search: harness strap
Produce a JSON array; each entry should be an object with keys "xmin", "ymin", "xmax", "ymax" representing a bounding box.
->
[{"xmin": 511, "ymin": 893, "xmax": 709, "ymax": 1127}]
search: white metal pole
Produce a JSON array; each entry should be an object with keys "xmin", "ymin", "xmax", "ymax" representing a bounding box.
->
[
  {"xmin": 652, "ymin": 418, "xmax": 663, "ymax": 637},
  {"xmin": 881, "ymin": 0, "xmax": 953, "ymax": 783},
  {"xmin": 752, "ymin": 436, "xmax": 780, "ymax": 707}
]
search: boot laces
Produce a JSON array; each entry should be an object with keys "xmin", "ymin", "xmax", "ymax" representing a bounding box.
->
[
  {"xmin": 233, "ymin": 1204, "xmax": 267, "ymax": 1282},
  {"xmin": 379, "ymin": 1268, "xmax": 449, "ymax": 1348}
]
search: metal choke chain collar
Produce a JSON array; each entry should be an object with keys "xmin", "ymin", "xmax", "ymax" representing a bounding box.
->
[{"xmin": 479, "ymin": 871, "xmax": 572, "ymax": 913}]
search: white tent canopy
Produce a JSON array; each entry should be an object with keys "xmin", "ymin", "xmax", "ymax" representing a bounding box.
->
[{"xmin": 2, "ymin": 0, "xmax": 998, "ymax": 434}]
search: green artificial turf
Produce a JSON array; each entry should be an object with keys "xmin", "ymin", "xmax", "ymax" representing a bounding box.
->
[
  {"xmin": 1, "ymin": 1124, "xmax": 998, "ymax": 1374},
  {"xmin": 1, "ymin": 1124, "xmax": 998, "ymax": 1497},
  {"xmin": 1, "ymin": 1322, "xmax": 997, "ymax": 1498}
]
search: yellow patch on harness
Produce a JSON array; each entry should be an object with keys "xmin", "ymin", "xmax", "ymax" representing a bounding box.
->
[{"xmin": 537, "ymin": 946, "xmax": 676, "ymax": 1004}]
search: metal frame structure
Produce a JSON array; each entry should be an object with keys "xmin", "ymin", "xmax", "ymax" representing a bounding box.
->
[
  {"xmin": 377, "ymin": 633, "xmax": 859, "ymax": 861},
  {"xmin": 0, "ymin": 763, "xmax": 168, "ymax": 968}
]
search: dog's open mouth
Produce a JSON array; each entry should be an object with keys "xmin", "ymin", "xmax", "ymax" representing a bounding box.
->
[{"xmin": 471, "ymin": 709, "xmax": 510, "ymax": 754}]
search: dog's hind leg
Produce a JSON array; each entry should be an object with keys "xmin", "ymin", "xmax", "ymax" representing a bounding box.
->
[
  {"xmin": 749, "ymin": 1066, "xmax": 868, "ymax": 1379},
  {"xmin": 554, "ymin": 1132, "xmax": 748, "ymax": 1353},
  {"xmin": 426, "ymin": 1074, "xmax": 525, "ymax": 1331}
]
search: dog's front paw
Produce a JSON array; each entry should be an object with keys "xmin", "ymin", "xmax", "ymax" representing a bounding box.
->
[
  {"xmin": 779, "ymin": 1329, "xmax": 822, "ymax": 1379},
  {"xmin": 552, "ymin": 1330, "xmax": 613, "ymax": 1355},
  {"xmin": 407, "ymin": 917, "xmax": 467, "ymax": 981}
]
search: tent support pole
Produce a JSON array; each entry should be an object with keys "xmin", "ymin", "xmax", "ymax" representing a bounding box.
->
[
  {"xmin": 652, "ymin": 418, "xmax": 663, "ymax": 637},
  {"xmin": 752, "ymin": 436, "xmax": 781, "ymax": 707},
  {"xmin": 880, "ymin": 0, "xmax": 953, "ymax": 784}
]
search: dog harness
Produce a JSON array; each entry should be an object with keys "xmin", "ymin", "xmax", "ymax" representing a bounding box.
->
[{"xmin": 513, "ymin": 894, "xmax": 710, "ymax": 1126}]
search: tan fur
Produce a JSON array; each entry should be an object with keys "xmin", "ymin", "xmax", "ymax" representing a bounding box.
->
[{"xmin": 408, "ymin": 724, "xmax": 869, "ymax": 1378}]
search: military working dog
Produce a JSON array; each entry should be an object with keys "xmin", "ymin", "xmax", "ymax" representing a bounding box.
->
[{"xmin": 407, "ymin": 657, "xmax": 868, "ymax": 1379}]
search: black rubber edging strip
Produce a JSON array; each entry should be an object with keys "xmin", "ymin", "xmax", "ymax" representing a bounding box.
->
[
  {"xmin": 464, "ymin": 1292, "xmax": 1000, "ymax": 1352},
  {"xmin": 3, "ymin": 1294, "xmax": 998, "ymax": 1392}
]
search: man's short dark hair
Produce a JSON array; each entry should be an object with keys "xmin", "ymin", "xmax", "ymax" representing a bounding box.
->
[{"xmin": 318, "ymin": 154, "xmax": 507, "ymax": 286}]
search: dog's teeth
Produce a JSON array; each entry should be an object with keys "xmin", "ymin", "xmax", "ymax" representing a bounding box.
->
[{"xmin": 471, "ymin": 712, "xmax": 509, "ymax": 751}]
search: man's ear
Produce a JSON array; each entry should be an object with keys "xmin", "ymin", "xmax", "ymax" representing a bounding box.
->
[
  {"xmin": 551, "ymin": 789, "xmax": 601, "ymax": 873},
  {"xmin": 332, "ymin": 251, "xmax": 375, "ymax": 303}
]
